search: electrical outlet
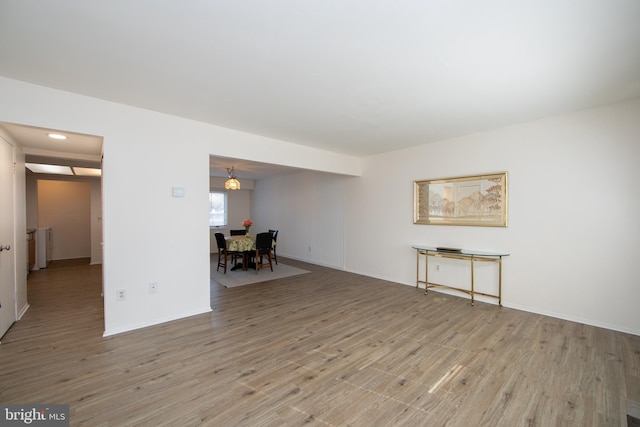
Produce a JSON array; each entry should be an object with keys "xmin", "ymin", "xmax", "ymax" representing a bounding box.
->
[
  {"xmin": 149, "ymin": 282, "xmax": 158, "ymax": 294},
  {"xmin": 436, "ymin": 264, "xmax": 440, "ymax": 271},
  {"xmin": 117, "ymin": 289, "xmax": 126, "ymax": 301}
]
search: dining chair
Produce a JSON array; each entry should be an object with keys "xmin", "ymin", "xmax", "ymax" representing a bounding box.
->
[
  {"xmin": 269, "ymin": 229, "xmax": 279, "ymax": 264},
  {"xmin": 253, "ymin": 232, "xmax": 273, "ymax": 274},
  {"xmin": 227, "ymin": 231, "xmax": 244, "ymax": 264},
  {"xmin": 215, "ymin": 232, "xmax": 240, "ymax": 274}
]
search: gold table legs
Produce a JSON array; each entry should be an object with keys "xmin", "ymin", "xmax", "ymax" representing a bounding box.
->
[{"xmin": 416, "ymin": 249, "xmax": 503, "ymax": 306}]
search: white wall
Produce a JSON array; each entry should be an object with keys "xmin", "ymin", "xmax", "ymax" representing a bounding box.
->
[
  {"xmin": 26, "ymin": 174, "xmax": 103, "ymax": 265},
  {"xmin": 37, "ymin": 180, "xmax": 91, "ymax": 260},
  {"xmin": 0, "ymin": 76, "xmax": 361, "ymax": 336},
  {"xmin": 253, "ymin": 171, "xmax": 345, "ymax": 268},
  {"xmin": 344, "ymin": 98, "xmax": 640, "ymax": 335}
]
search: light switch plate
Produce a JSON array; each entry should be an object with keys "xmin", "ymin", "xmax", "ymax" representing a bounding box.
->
[{"xmin": 171, "ymin": 186, "xmax": 185, "ymax": 197}]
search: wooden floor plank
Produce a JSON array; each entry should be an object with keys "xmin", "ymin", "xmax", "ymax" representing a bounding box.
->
[{"xmin": 1, "ymin": 257, "xmax": 638, "ymax": 426}]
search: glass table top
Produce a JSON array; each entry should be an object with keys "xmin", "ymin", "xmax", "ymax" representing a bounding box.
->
[{"xmin": 412, "ymin": 245, "xmax": 509, "ymax": 257}]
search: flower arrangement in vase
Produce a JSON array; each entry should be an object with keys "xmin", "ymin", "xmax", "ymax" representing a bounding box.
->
[{"xmin": 242, "ymin": 219, "xmax": 253, "ymax": 236}]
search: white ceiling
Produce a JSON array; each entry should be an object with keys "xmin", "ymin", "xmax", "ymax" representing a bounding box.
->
[
  {"xmin": 0, "ymin": 122, "xmax": 103, "ymax": 164},
  {"xmin": 1, "ymin": 1, "xmax": 640, "ymax": 174}
]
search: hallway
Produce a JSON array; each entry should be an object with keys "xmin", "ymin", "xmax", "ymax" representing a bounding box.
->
[{"xmin": 24, "ymin": 258, "xmax": 104, "ymax": 339}]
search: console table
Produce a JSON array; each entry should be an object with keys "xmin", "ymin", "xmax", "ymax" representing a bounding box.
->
[{"xmin": 412, "ymin": 245, "xmax": 509, "ymax": 306}]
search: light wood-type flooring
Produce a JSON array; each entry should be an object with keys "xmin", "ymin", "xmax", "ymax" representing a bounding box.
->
[{"xmin": 1, "ymin": 257, "xmax": 639, "ymax": 426}]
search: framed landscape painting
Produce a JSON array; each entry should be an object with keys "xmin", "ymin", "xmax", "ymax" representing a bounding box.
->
[{"xmin": 414, "ymin": 172, "xmax": 507, "ymax": 227}]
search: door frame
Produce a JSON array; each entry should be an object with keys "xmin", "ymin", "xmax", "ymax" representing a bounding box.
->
[{"xmin": 0, "ymin": 133, "xmax": 17, "ymax": 340}]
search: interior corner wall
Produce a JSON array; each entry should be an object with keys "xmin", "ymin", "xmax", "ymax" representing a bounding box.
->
[
  {"xmin": 253, "ymin": 171, "xmax": 345, "ymax": 269},
  {"xmin": 343, "ymin": 98, "xmax": 640, "ymax": 336}
]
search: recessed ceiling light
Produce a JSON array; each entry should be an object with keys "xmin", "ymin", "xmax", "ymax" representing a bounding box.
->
[
  {"xmin": 73, "ymin": 167, "xmax": 102, "ymax": 177},
  {"xmin": 25, "ymin": 163, "xmax": 73, "ymax": 175},
  {"xmin": 48, "ymin": 133, "xmax": 67, "ymax": 140}
]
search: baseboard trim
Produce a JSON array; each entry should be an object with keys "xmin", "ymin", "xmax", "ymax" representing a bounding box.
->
[
  {"xmin": 102, "ymin": 306, "xmax": 212, "ymax": 337},
  {"xmin": 17, "ymin": 303, "xmax": 30, "ymax": 320}
]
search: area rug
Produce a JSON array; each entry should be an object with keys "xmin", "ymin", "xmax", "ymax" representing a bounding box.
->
[{"xmin": 210, "ymin": 258, "xmax": 310, "ymax": 288}]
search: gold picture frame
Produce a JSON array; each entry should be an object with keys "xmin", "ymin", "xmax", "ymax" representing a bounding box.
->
[{"xmin": 414, "ymin": 172, "xmax": 508, "ymax": 226}]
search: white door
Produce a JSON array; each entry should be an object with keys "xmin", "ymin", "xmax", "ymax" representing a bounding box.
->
[{"xmin": 0, "ymin": 135, "xmax": 16, "ymax": 339}]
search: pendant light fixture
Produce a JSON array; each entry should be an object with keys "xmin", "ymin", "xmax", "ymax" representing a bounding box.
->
[{"xmin": 225, "ymin": 167, "xmax": 241, "ymax": 190}]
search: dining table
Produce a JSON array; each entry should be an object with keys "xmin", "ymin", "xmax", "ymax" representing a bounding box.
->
[
  {"xmin": 225, "ymin": 235, "xmax": 274, "ymax": 271},
  {"xmin": 225, "ymin": 234, "xmax": 256, "ymax": 251},
  {"xmin": 225, "ymin": 235, "xmax": 255, "ymax": 271}
]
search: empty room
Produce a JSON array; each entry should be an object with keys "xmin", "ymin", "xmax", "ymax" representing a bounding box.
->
[{"xmin": 1, "ymin": 1, "xmax": 639, "ymax": 425}]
